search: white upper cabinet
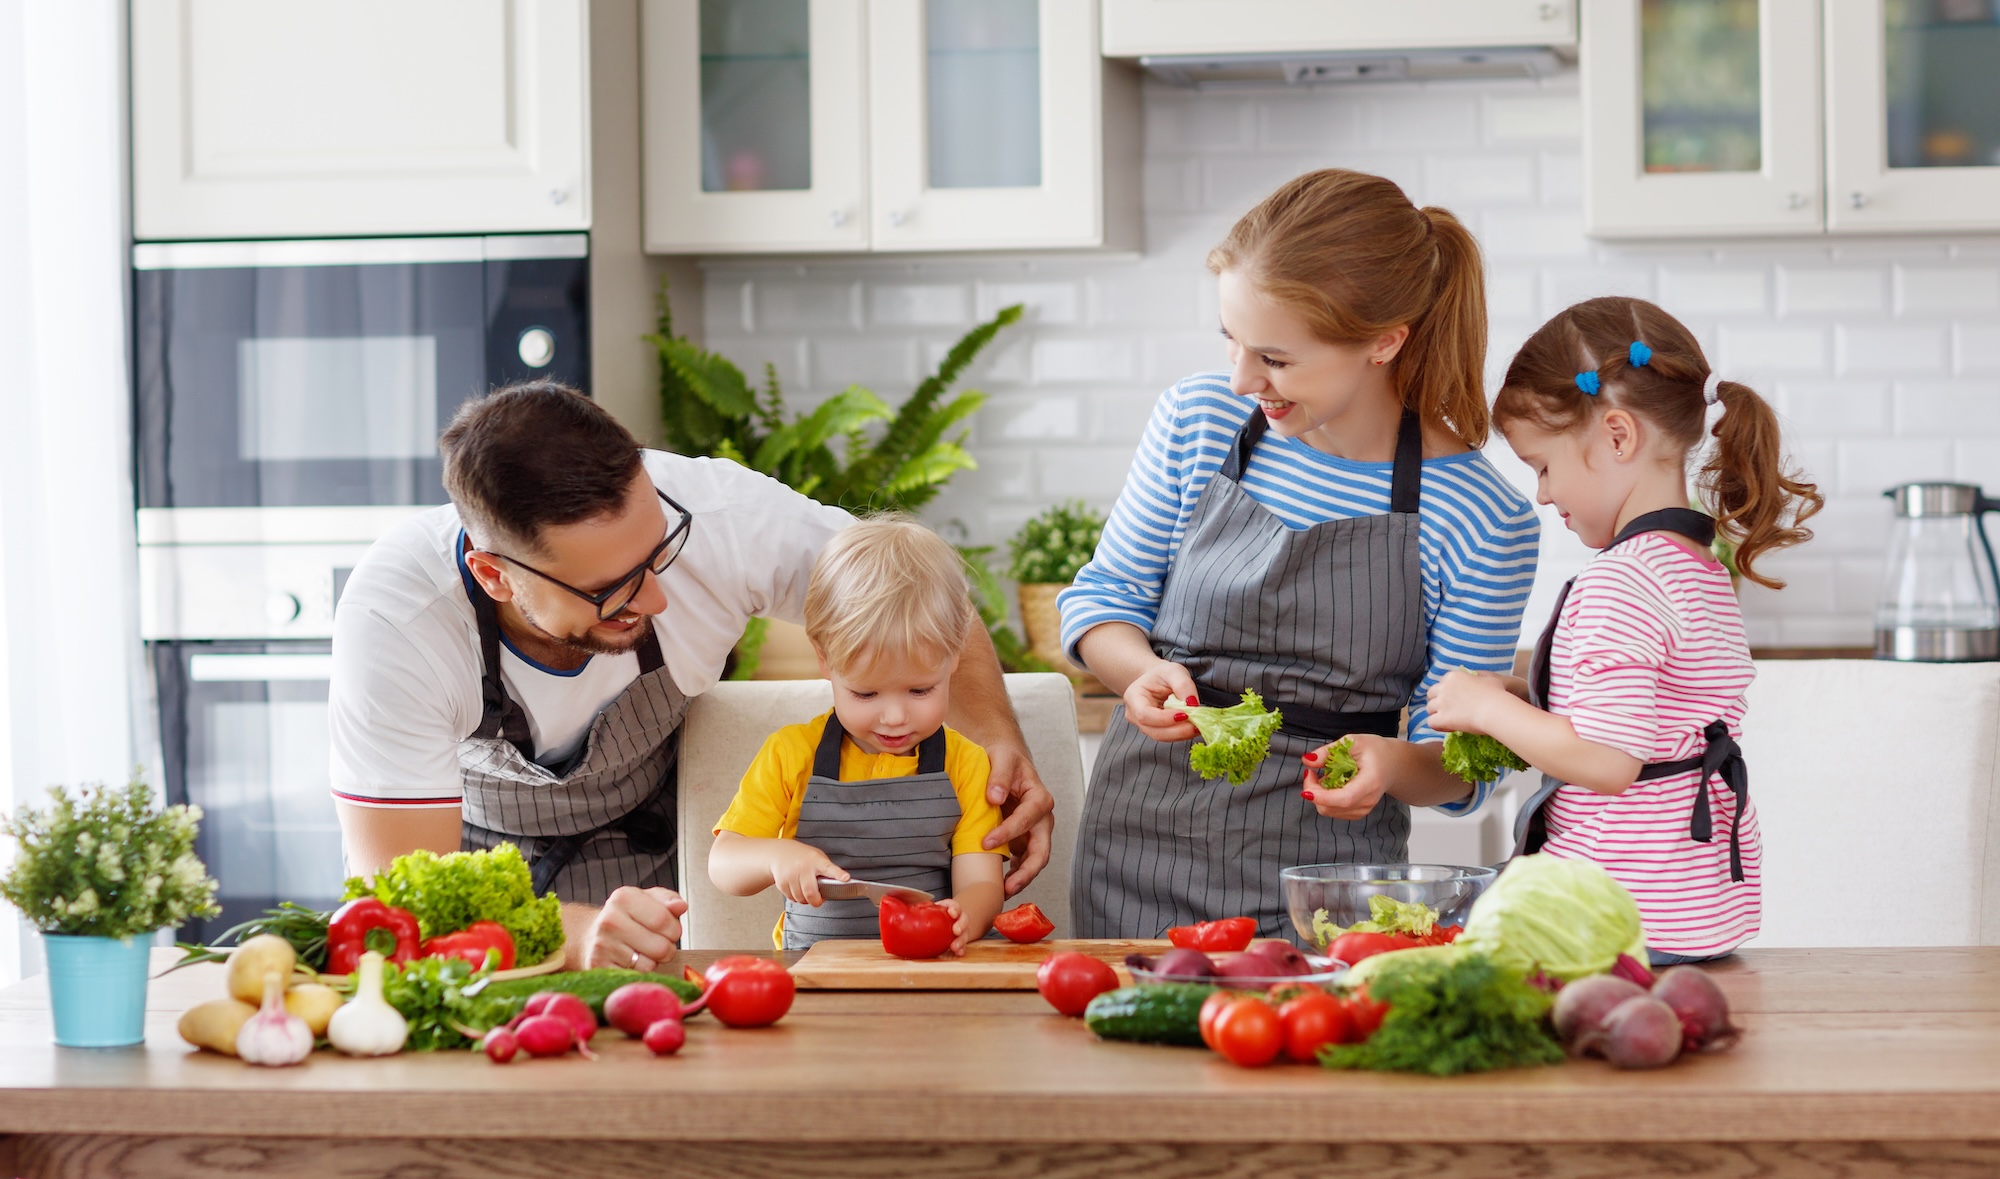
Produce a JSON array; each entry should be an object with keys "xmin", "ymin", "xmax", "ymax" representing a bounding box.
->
[
  {"xmin": 641, "ymin": 0, "xmax": 1137, "ymax": 253},
  {"xmin": 1826, "ymin": 0, "xmax": 2000, "ymax": 233},
  {"xmin": 641, "ymin": 0, "xmax": 869, "ymax": 253},
  {"xmin": 1100, "ymin": 0, "xmax": 1578, "ymax": 56},
  {"xmin": 132, "ymin": 0, "xmax": 590, "ymax": 240},
  {"xmin": 1583, "ymin": 0, "xmax": 1824, "ymax": 238},
  {"xmin": 1585, "ymin": 0, "xmax": 2000, "ymax": 238}
]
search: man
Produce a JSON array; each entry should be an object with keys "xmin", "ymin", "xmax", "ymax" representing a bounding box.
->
[{"xmin": 330, "ymin": 382, "xmax": 1055, "ymax": 969}]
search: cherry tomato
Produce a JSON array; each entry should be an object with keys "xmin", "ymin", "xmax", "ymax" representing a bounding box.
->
[
  {"xmin": 991, "ymin": 903, "xmax": 1056, "ymax": 944},
  {"xmin": 702, "ymin": 956, "xmax": 796, "ymax": 1028},
  {"xmin": 1209, "ymin": 995, "xmax": 1283, "ymax": 1067},
  {"xmin": 1278, "ymin": 990, "xmax": 1353, "ymax": 1062},
  {"xmin": 1343, "ymin": 988, "xmax": 1389, "ymax": 1042},
  {"xmin": 1198, "ymin": 989, "xmax": 1242, "ymax": 1052},
  {"xmin": 1035, "ymin": 952, "xmax": 1119, "ymax": 1017}
]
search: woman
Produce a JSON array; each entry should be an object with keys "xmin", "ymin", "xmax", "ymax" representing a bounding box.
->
[{"xmin": 1060, "ymin": 169, "xmax": 1540, "ymax": 940}]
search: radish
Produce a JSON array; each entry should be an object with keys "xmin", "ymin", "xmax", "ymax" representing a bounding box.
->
[
  {"xmin": 513, "ymin": 1014, "xmax": 575, "ymax": 1059},
  {"xmin": 1578, "ymin": 996, "xmax": 1683, "ymax": 1069},
  {"xmin": 1550, "ymin": 974, "xmax": 1647, "ymax": 1049},
  {"xmin": 643, "ymin": 1018, "xmax": 687, "ymax": 1056},
  {"xmin": 1650, "ymin": 966, "xmax": 1742, "ymax": 1053},
  {"xmin": 534, "ymin": 992, "xmax": 599, "ymax": 1044},
  {"xmin": 605, "ymin": 982, "xmax": 707, "ymax": 1039},
  {"xmin": 482, "ymin": 1027, "xmax": 518, "ymax": 1064}
]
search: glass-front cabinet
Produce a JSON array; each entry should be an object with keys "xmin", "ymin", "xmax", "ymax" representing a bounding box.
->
[
  {"xmin": 641, "ymin": 0, "xmax": 1136, "ymax": 252},
  {"xmin": 1583, "ymin": 0, "xmax": 1823, "ymax": 237}
]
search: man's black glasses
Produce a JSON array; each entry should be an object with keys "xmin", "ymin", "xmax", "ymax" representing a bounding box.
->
[{"xmin": 486, "ymin": 489, "xmax": 693, "ymax": 621}]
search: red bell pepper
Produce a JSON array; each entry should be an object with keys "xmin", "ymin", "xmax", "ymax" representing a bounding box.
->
[
  {"xmin": 991, "ymin": 902, "xmax": 1055, "ymax": 944},
  {"xmin": 1165, "ymin": 916, "xmax": 1257, "ymax": 953},
  {"xmin": 1326, "ymin": 930, "xmax": 1419, "ymax": 967},
  {"xmin": 422, "ymin": 920, "xmax": 516, "ymax": 970},
  {"xmin": 325, "ymin": 898, "xmax": 420, "ymax": 975},
  {"xmin": 878, "ymin": 894, "xmax": 957, "ymax": 959}
]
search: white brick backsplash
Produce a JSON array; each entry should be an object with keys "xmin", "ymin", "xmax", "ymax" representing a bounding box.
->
[
  {"xmin": 1955, "ymin": 323, "xmax": 2000, "ymax": 373},
  {"xmin": 1795, "ymin": 494, "xmax": 1891, "ymax": 556},
  {"xmin": 1953, "ymin": 440, "xmax": 2000, "ymax": 490},
  {"xmin": 1144, "ymin": 334, "xmax": 1227, "ymax": 386},
  {"xmin": 1539, "ymin": 152, "xmax": 1582, "ymax": 206},
  {"xmin": 1486, "ymin": 268, "xmax": 1539, "ymax": 318},
  {"xmin": 922, "ymin": 333, "xmax": 1031, "ymax": 384},
  {"xmin": 813, "ymin": 338, "xmax": 917, "ymax": 388},
  {"xmin": 1838, "ymin": 438, "xmax": 1954, "ymax": 497},
  {"xmin": 1659, "ymin": 269, "xmax": 1769, "ymax": 315},
  {"xmin": 1539, "ymin": 266, "xmax": 1654, "ymax": 316},
  {"xmin": 1784, "ymin": 441, "xmax": 1838, "ymax": 498},
  {"xmin": 1776, "ymin": 615, "xmax": 1871, "ymax": 647},
  {"xmin": 707, "ymin": 336, "xmax": 809, "ymax": 391},
  {"xmin": 1143, "ymin": 160, "xmax": 1200, "ymax": 213},
  {"xmin": 1089, "ymin": 273, "xmax": 1200, "ymax": 327},
  {"xmin": 1719, "ymin": 325, "xmax": 1828, "ymax": 374},
  {"xmin": 1483, "ymin": 93, "xmax": 1580, "ymax": 142},
  {"xmin": 1896, "ymin": 266, "xmax": 2000, "ymax": 315},
  {"xmin": 1837, "ymin": 324, "xmax": 1950, "ymax": 375},
  {"xmin": 978, "ymin": 281, "xmax": 1081, "ymax": 326},
  {"xmin": 1369, "ymin": 96, "xmax": 1479, "ymax": 150},
  {"xmin": 1737, "ymin": 555, "xmax": 1836, "ymax": 616},
  {"xmin": 1894, "ymin": 379, "xmax": 2000, "ymax": 435},
  {"xmin": 1088, "ymin": 389, "xmax": 1164, "ymax": 443},
  {"xmin": 1202, "ymin": 155, "xmax": 1322, "ymax": 215},
  {"xmin": 1835, "ymin": 555, "xmax": 1887, "ymax": 614},
  {"xmin": 1481, "ymin": 209, "xmax": 1588, "ymax": 259},
  {"xmin": 1426, "ymin": 153, "xmax": 1536, "ymax": 206},
  {"xmin": 703, "ymin": 278, "xmax": 751, "ymax": 334},
  {"xmin": 1778, "ymin": 267, "xmax": 1888, "ymax": 317},
  {"xmin": 1038, "ymin": 447, "xmax": 1139, "ymax": 500},
  {"xmin": 869, "ymin": 283, "xmax": 971, "ymax": 328},
  {"xmin": 1148, "ymin": 96, "xmax": 1255, "ymax": 153},
  {"xmin": 758, "ymin": 282, "xmax": 861, "ymax": 332},
  {"xmin": 986, "ymin": 394, "xmax": 1082, "ymax": 442},
  {"xmin": 1257, "ymin": 98, "xmax": 1364, "ymax": 152},
  {"xmin": 1777, "ymin": 381, "xmax": 1891, "ymax": 434},
  {"xmin": 1034, "ymin": 338, "xmax": 1138, "ymax": 384}
]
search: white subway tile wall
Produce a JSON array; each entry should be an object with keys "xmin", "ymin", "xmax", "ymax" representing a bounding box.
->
[{"xmin": 695, "ymin": 71, "xmax": 2000, "ymax": 648}]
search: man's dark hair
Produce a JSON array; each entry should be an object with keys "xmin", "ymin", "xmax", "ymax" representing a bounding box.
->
[{"xmin": 439, "ymin": 380, "xmax": 643, "ymax": 556}]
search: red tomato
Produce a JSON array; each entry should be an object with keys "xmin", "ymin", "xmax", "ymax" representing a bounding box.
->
[
  {"xmin": 1342, "ymin": 988, "xmax": 1389, "ymax": 1042},
  {"xmin": 1419, "ymin": 924, "xmax": 1463, "ymax": 947},
  {"xmin": 702, "ymin": 956, "xmax": 796, "ymax": 1028},
  {"xmin": 1035, "ymin": 952, "xmax": 1119, "ymax": 1017},
  {"xmin": 1209, "ymin": 996, "xmax": 1283, "ymax": 1067},
  {"xmin": 1278, "ymin": 990, "xmax": 1354, "ymax": 1062},
  {"xmin": 1198, "ymin": 990, "xmax": 1240, "ymax": 1052},
  {"xmin": 878, "ymin": 894, "xmax": 957, "ymax": 959},
  {"xmin": 1327, "ymin": 931, "xmax": 1419, "ymax": 966},
  {"xmin": 991, "ymin": 903, "xmax": 1055, "ymax": 944},
  {"xmin": 1165, "ymin": 916, "xmax": 1258, "ymax": 953}
]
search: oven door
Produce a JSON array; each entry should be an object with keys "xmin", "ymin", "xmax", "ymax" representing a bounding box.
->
[
  {"xmin": 154, "ymin": 641, "xmax": 345, "ymax": 942},
  {"xmin": 133, "ymin": 234, "xmax": 588, "ymax": 516}
]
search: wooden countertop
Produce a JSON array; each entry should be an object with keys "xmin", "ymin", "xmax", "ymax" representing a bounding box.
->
[{"xmin": 1, "ymin": 947, "xmax": 1996, "ymax": 1178}]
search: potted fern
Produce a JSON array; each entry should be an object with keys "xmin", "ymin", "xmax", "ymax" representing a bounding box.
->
[
  {"xmin": 1006, "ymin": 500, "xmax": 1107, "ymax": 679},
  {"xmin": 650, "ymin": 283, "xmax": 1027, "ymax": 677},
  {"xmin": 0, "ymin": 779, "xmax": 219, "ymax": 1047}
]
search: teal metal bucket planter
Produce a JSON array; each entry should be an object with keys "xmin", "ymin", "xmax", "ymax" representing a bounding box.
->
[{"xmin": 43, "ymin": 933, "xmax": 153, "ymax": 1048}]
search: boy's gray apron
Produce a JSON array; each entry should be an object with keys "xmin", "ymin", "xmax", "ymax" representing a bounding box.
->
[
  {"xmin": 782, "ymin": 714, "xmax": 959, "ymax": 950},
  {"xmin": 1071, "ymin": 410, "xmax": 1431, "ymax": 941},
  {"xmin": 455, "ymin": 541, "xmax": 686, "ymax": 907},
  {"xmin": 1512, "ymin": 507, "xmax": 1750, "ymax": 881}
]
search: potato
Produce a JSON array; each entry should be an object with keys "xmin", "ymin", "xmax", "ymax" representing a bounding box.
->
[
  {"xmin": 177, "ymin": 998, "xmax": 257, "ymax": 1056},
  {"xmin": 283, "ymin": 983, "xmax": 344, "ymax": 1037},
  {"xmin": 225, "ymin": 935, "xmax": 297, "ymax": 1005}
]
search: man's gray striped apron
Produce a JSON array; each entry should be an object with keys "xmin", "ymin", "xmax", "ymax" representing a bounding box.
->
[
  {"xmin": 456, "ymin": 541, "xmax": 686, "ymax": 907},
  {"xmin": 1071, "ymin": 410, "xmax": 1430, "ymax": 941},
  {"xmin": 783, "ymin": 714, "xmax": 958, "ymax": 950}
]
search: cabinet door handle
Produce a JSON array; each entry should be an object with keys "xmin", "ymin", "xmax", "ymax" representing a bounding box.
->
[
  {"xmin": 1538, "ymin": 2, "xmax": 1561, "ymax": 18},
  {"xmin": 549, "ymin": 187, "xmax": 571, "ymax": 206},
  {"xmin": 1786, "ymin": 191, "xmax": 1810, "ymax": 210},
  {"xmin": 828, "ymin": 208, "xmax": 849, "ymax": 228},
  {"xmin": 1849, "ymin": 192, "xmax": 1869, "ymax": 209},
  {"xmin": 888, "ymin": 208, "xmax": 914, "ymax": 228}
]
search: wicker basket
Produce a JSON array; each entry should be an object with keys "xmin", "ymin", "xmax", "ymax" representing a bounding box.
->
[{"xmin": 1017, "ymin": 583, "xmax": 1085, "ymax": 679}]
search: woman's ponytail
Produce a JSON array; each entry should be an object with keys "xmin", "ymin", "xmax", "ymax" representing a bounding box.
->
[
  {"xmin": 1699, "ymin": 381, "xmax": 1823, "ymax": 589},
  {"xmin": 1398, "ymin": 207, "xmax": 1490, "ymax": 449}
]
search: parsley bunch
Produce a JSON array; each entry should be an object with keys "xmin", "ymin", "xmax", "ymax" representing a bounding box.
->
[
  {"xmin": 1321, "ymin": 950, "xmax": 1564, "ymax": 1076},
  {"xmin": 342, "ymin": 843, "xmax": 565, "ymax": 967}
]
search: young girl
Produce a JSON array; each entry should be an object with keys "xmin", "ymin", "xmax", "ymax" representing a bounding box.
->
[
  {"xmin": 1427, "ymin": 296, "xmax": 1822, "ymax": 964},
  {"xmin": 708, "ymin": 516, "xmax": 1005, "ymax": 953}
]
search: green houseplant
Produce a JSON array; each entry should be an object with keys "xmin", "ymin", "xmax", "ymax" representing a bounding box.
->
[
  {"xmin": 650, "ymin": 282, "xmax": 1035, "ymax": 676},
  {"xmin": 0, "ymin": 779, "xmax": 219, "ymax": 1046},
  {"xmin": 1006, "ymin": 500, "xmax": 1106, "ymax": 679}
]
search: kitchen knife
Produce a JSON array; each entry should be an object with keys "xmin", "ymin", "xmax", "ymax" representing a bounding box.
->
[{"xmin": 815, "ymin": 878, "xmax": 935, "ymax": 905}]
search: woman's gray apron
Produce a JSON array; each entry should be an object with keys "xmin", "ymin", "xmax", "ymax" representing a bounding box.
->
[
  {"xmin": 1071, "ymin": 410, "xmax": 1431, "ymax": 940},
  {"xmin": 1512, "ymin": 507, "xmax": 1750, "ymax": 881},
  {"xmin": 456, "ymin": 544, "xmax": 686, "ymax": 906},
  {"xmin": 783, "ymin": 714, "xmax": 959, "ymax": 950}
]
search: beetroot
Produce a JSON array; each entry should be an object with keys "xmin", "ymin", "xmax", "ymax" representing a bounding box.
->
[
  {"xmin": 1609, "ymin": 953, "xmax": 1657, "ymax": 988},
  {"xmin": 1150, "ymin": 948, "xmax": 1217, "ymax": 981},
  {"xmin": 643, "ymin": 1018, "xmax": 687, "ymax": 1056},
  {"xmin": 1650, "ymin": 966, "xmax": 1742, "ymax": 1053},
  {"xmin": 1550, "ymin": 974, "xmax": 1647, "ymax": 1049},
  {"xmin": 1578, "ymin": 996, "xmax": 1683, "ymax": 1069},
  {"xmin": 514, "ymin": 1014, "xmax": 576, "ymax": 1058}
]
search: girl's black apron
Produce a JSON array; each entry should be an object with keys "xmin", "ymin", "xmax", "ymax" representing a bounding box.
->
[
  {"xmin": 1071, "ymin": 410, "xmax": 1432, "ymax": 940},
  {"xmin": 1512, "ymin": 507, "xmax": 1750, "ymax": 882}
]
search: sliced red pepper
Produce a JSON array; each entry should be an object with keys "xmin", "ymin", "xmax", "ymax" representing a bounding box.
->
[
  {"xmin": 423, "ymin": 920, "xmax": 516, "ymax": 970},
  {"xmin": 325, "ymin": 898, "xmax": 420, "ymax": 975},
  {"xmin": 1327, "ymin": 931, "xmax": 1419, "ymax": 966},
  {"xmin": 879, "ymin": 894, "xmax": 956, "ymax": 959},
  {"xmin": 1165, "ymin": 916, "xmax": 1257, "ymax": 953},
  {"xmin": 991, "ymin": 903, "xmax": 1055, "ymax": 944}
]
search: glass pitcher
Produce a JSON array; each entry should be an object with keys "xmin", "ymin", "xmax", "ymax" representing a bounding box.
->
[{"xmin": 1876, "ymin": 482, "xmax": 2000, "ymax": 661}]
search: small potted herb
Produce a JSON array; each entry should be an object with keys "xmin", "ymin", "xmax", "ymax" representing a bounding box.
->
[
  {"xmin": 1006, "ymin": 500, "xmax": 1107, "ymax": 678},
  {"xmin": 0, "ymin": 779, "xmax": 219, "ymax": 1047}
]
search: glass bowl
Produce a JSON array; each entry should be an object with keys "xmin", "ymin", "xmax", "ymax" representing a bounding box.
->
[
  {"xmin": 1128, "ymin": 950, "xmax": 1348, "ymax": 991},
  {"xmin": 1280, "ymin": 862, "xmax": 1499, "ymax": 953}
]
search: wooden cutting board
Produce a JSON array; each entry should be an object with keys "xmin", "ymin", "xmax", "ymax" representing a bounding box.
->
[{"xmin": 788, "ymin": 938, "xmax": 1171, "ymax": 990}]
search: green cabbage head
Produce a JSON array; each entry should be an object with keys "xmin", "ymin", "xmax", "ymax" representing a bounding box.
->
[{"xmin": 1459, "ymin": 854, "xmax": 1647, "ymax": 982}]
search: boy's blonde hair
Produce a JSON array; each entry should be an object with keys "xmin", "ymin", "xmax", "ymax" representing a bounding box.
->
[{"xmin": 805, "ymin": 515, "xmax": 977, "ymax": 675}]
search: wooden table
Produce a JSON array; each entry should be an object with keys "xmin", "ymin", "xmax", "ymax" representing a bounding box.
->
[{"xmin": 0, "ymin": 948, "xmax": 1995, "ymax": 1178}]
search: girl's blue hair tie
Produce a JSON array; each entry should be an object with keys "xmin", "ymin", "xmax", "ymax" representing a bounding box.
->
[
  {"xmin": 1628, "ymin": 340, "xmax": 1653, "ymax": 366},
  {"xmin": 1575, "ymin": 371, "xmax": 1601, "ymax": 395}
]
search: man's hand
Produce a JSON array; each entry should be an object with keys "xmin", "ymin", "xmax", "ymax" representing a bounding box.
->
[
  {"xmin": 581, "ymin": 886, "xmax": 687, "ymax": 973},
  {"xmin": 982, "ymin": 739, "xmax": 1055, "ymax": 896}
]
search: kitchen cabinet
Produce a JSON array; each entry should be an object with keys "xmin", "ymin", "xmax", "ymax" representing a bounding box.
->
[
  {"xmin": 131, "ymin": 0, "xmax": 590, "ymax": 240},
  {"xmin": 641, "ymin": 0, "xmax": 1138, "ymax": 254},
  {"xmin": 1100, "ymin": 0, "xmax": 1578, "ymax": 56},
  {"xmin": 1585, "ymin": 0, "xmax": 2000, "ymax": 238}
]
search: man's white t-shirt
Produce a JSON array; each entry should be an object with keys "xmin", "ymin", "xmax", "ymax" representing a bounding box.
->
[{"xmin": 329, "ymin": 451, "xmax": 853, "ymax": 808}]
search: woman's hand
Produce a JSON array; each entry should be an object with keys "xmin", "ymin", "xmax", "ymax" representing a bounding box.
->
[
  {"xmin": 768, "ymin": 841, "xmax": 847, "ymax": 907},
  {"xmin": 1120, "ymin": 658, "xmax": 1202, "ymax": 743},
  {"xmin": 1424, "ymin": 668, "xmax": 1521, "ymax": 735},
  {"xmin": 1299, "ymin": 733, "xmax": 1401, "ymax": 820}
]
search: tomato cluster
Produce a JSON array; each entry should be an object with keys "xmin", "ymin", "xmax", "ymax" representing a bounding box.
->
[{"xmin": 1199, "ymin": 985, "xmax": 1386, "ymax": 1068}]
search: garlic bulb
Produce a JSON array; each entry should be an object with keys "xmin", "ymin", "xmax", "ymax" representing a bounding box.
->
[
  {"xmin": 236, "ymin": 972, "xmax": 313, "ymax": 1067},
  {"xmin": 327, "ymin": 950, "xmax": 408, "ymax": 1057}
]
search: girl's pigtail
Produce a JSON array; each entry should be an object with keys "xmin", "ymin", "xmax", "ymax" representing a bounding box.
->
[
  {"xmin": 1398, "ymin": 207, "xmax": 1490, "ymax": 448},
  {"xmin": 1699, "ymin": 380, "xmax": 1824, "ymax": 589}
]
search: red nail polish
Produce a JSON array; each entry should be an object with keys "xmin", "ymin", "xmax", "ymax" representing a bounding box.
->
[
  {"xmin": 1304, "ymin": 752, "xmax": 1321, "ymax": 764},
  {"xmin": 1186, "ymin": 695, "xmax": 1199, "ymax": 706},
  {"xmin": 1300, "ymin": 790, "xmax": 1315, "ymax": 800},
  {"xmin": 1173, "ymin": 711, "xmax": 1187, "ymax": 721}
]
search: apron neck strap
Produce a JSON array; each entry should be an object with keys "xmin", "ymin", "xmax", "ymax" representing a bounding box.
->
[
  {"xmin": 1222, "ymin": 407, "xmax": 1424, "ymax": 516},
  {"xmin": 1611, "ymin": 507, "xmax": 1716, "ymax": 549},
  {"xmin": 812, "ymin": 711, "xmax": 949, "ymax": 779}
]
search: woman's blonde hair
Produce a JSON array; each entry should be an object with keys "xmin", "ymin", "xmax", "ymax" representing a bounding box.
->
[
  {"xmin": 1206, "ymin": 168, "xmax": 1492, "ymax": 448},
  {"xmin": 804, "ymin": 515, "xmax": 977, "ymax": 676}
]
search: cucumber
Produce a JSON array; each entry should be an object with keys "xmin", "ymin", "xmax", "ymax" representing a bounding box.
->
[{"xmin": 1083, "ymin": 983, "xmax": 1217, "ymax": 1046}]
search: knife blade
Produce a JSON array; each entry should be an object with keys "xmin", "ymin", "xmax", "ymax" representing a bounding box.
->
[{"xmin": 815, "ymin": 877, "xmax": 935, "ymax": 906}]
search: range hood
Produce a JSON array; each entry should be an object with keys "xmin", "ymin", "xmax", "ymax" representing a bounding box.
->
[{"xmin": 1141, "ymin": 47, "xmax": 1566, "ymax": 88}]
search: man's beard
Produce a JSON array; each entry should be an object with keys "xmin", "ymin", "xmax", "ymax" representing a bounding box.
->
[{"xmin": 515, "ymin": 598, "xmax": 652, "ymax": 657}]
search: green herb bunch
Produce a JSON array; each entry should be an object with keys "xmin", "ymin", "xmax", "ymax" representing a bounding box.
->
[
  {"xmin": 0, "ymin": 779, "xmax": 219, "ymax": 941},
  {"xmin": 1006, "ymin": 500, "xmax": 1107, "ymax": 585},
  {"xmin": 1321, "ymin": 950, "xmax": 1565, "ymax": 1076},
  {"xmin": 342, "ymin": 843, "xmax": 565, "ymax": 967},
  {"xmin": 960, "ymin": 544, "xmax": 1054, "ymax": 675},
  {"xmin": 375, "ymin": 954, "xmax": 488, "ymax": 1051}
]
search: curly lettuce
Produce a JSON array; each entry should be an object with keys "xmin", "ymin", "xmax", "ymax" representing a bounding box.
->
[
  {"xmin": 1441, "ymin": 731, "xmax": 1529, "ymax": 784},
  {"xmin": 343, "ymin": 842, "xmax": 565, "ymax": 968},
  {"xmin": 1186, "ymin": 690, "xmax": 1283, "ymax": 785}
]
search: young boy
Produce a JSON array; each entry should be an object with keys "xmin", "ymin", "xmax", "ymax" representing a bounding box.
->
[{"xmin": 708, "ymin": 516, "xmax": 1005, "ymax": 952}]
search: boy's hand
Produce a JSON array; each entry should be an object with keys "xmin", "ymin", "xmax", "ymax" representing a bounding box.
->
[
  {"xmin": 768, "ymin": 841, "xmax": 847, "ymax": 907},
  {"xmin": 937, "ymin": 898, "xmax": 969, "ymax": 957},
  {"xmin": 1424, "ymin": 668, "xmax": 1514, "ymax": 735}
]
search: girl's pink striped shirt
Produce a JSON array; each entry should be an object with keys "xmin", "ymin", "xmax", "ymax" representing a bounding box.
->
[{"xmin": 1541, "ymin": 531, "xmax": 1761, "ymax": 957}]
